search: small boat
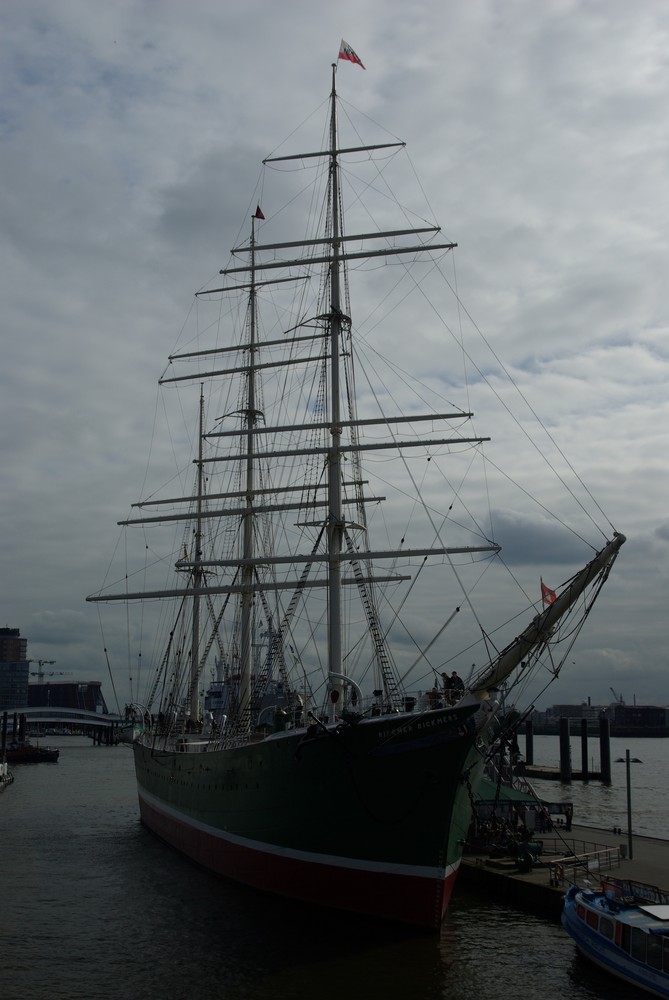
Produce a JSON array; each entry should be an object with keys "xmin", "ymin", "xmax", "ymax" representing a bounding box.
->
[
  {"xmin": 5, "ymin": 740, "xmax": 60, "ymax": 764},
  {"xmin": 0, "ymin": 759, "xmax": 14, "ymax": 790},
  {"xmin": 88, "ymin": 52, "xmax": 625, "ymax": 928},
  {"xmin": 562, "ymin": 878, "xmax": 669, "ymax": 997},
  {"xmin": 116, "ymin": 704, "xmax": 149, "ymax": 744}
]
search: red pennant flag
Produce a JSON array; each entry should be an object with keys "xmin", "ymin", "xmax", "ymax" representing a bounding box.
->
[
  {"xmin": 541, "ymin": 579, "xmax": 557, "ymax": 605},
  {"xmin": 338, "ymin": 40, "xmax": 365, "ymax": 69},
  {"xmin": 254, "ymin": 205, "xmax": 265, "ymax": 220}
]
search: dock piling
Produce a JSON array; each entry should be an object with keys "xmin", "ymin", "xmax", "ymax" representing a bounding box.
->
[
  {"xmin": 525, "ymin": 720, "xmax": 534, "ymax": 765},
  {"xmin": 580, "ymin": 718, "xmax": 589, "ymax": 781},
  {"xmin": 559, "ymin": 717, "xmax": 571, "ymax": 782},
  {"xmin": 599, "ymin": 715, "xmax": 612, "ymax": 783}
]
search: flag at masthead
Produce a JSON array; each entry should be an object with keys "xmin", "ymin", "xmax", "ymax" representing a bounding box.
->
[{"xmin": 338, "ymin": 40, "xmax": 365, "ymax": 69}]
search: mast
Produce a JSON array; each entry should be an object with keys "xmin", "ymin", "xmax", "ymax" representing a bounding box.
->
[
  {"xmin": 189, "ymin": 387, "xmax": 205, "ymax": 722},
  {"xmin": 87, "ymin": 82, "xmax": 493, "ymax": 719},
  {"xmin": 239, "ymin": 212, "xmax": 260, "ymax": 729},
  {"xmin": 84, "ymin": 74, "xmax": 628, "ymax": 744},
  {"xmin": 326, "ymin": 63, "xmax": 344, "ymax": 721}
]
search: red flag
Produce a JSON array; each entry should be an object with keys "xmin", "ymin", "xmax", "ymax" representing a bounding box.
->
[
  {"xmin": 338, "ymin": 40, "xmax": 365, "ymax": 69},
  {"xmin": 541, "ymin": 579, "xmax": 557, "ymax": 605},
  {"xmin": 254, "ymin": 205, "xmax": 265, "ymax": 220}
]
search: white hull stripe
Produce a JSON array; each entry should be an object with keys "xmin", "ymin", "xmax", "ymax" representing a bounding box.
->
[{"xmin": 138, "ymin": 786, "xmax": 458, "ymax": 882}]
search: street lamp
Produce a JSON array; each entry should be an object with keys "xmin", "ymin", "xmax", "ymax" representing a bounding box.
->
[{"xmin": 615, "ymin": 749, "xmax": 643, "ymax": 861}]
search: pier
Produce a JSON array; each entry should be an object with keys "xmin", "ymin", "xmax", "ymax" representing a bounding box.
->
[
  {"xmin": 520, "ymin": 716, "xmax": 612, "ymax": 783},
  {"xmin": 460, "ymin": 823, "xmax": 669, "ymax": 919}
]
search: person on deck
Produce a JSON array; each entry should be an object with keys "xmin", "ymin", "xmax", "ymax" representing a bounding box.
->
[{"xmin": 449, "ymin": 671, "xmax": 464, "ymax": 703}]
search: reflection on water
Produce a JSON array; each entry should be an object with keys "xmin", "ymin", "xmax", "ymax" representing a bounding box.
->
[{"xmin": 3, "ymin": 736, "xmax": 667, "ymax": 1000}]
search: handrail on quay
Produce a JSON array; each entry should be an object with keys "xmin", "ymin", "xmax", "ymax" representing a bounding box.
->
[{"xmin": 546, "ymin": 844, "xmax": 621, "ymax": 886}]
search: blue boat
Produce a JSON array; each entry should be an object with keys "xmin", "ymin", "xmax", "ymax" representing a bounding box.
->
[{"xmin": 562, "ymin": 877, "xmax": 669, "ymax": 997}]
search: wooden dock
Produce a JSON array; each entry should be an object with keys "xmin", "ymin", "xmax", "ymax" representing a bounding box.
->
[
  {"xmin": 523, "ymin": 716, "xmax": 613, "ymax": 783},
  {"xmin": 521, "ymin": 764, "xmax": 603, "ymax": 782}
]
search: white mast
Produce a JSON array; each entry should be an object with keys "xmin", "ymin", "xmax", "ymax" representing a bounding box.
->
[
  {"xmin": 239, "ymin": 213, "xmax": 260, "ymax": 730},
  {"xmin": 188, "ymin": 388, "xmax": 205, "ymax": 722},
  {"xmin": 326, "ymin": 64, "xmax": 344, "ymax": 720},
  {"xmin": 86, "ymin": 75, "xmax": 538, "ymax": 731}
]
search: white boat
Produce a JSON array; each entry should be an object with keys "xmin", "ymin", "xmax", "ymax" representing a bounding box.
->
[
  {"xmin": 0, "ymin": 759, "xmax": 14, "ymax": 791},
  {"xmin": 563, "ymin": 878, "xmax": 669, "ymax": 997}
]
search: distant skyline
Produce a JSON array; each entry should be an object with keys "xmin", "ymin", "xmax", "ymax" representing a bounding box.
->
[{"xmin": 2, "ymin": 1, "xmax": 668, "ymax": 711}]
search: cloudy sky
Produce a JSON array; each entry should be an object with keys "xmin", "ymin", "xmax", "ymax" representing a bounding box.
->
[{"xmin": 2, "ymin": 0, "xmax": 668, "ymax": 714}]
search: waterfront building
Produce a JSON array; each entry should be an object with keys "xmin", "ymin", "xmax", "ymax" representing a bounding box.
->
[
  {"xmin": 529, "ymin": 701, "xmax": 669, "ymax": 737},
  {"xmin": 27, "ymin": 680, "xmax": 109, "ymax": 714},
  {"xmin": 612, "ymin": 703, "xmax": 669, "ymax": 735},
  {"xmin": 0, "ymin": 627, "xmax": 29, "ymax": 710},
  {"xmin": 545, "ymin": 703, "xmax": 603, "ymax": 721}
]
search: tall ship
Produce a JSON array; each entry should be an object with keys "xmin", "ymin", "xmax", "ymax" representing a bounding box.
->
[{"xmin": 88, "ymin": 54, "xmax": 625, "ymax": 928}]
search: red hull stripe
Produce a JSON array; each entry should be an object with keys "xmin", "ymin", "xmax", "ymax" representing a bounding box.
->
[{"xmin": 138, "ymin": 789, "xmax": 460, "ymax": 927}]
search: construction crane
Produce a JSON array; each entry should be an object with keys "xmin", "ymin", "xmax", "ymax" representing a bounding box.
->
[
  {"xmin": 28, "ymin": 660, "xmax": 71, "ymax": 683},
  {"xmin": 27, "ymin": 659, "xmax": 55, "ymax": 682},
  {"xmin": 610, "ymin": 686, "xmax": 625, "ymax": 705}
]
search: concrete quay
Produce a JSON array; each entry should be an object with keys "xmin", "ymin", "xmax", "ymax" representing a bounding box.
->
[{"xmin": 459, "ymin": 823, "xmax": 669, "ymax": 920}]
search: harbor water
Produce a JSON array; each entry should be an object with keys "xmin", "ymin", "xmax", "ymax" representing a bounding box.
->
[
  {"xmin": 2, "ymin": 735, "xmax": 667, "ymax": 1000},
  {"xmin": 529, "ymin": 734, "xmax": 668, "ymax": 839}
]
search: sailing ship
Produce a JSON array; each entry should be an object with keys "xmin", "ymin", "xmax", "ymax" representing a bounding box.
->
[{"xmin": 88, "ymin": 61, "xmax": 625, "ymax": 928}]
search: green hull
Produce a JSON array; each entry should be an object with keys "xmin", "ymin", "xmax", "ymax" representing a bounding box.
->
[{"xmin": 134, "ymin": 703, "xmax": 490, "ymax": 927}]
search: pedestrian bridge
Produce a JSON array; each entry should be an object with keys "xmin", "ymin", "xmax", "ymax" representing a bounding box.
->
[{"xmin": 4, "ymin": 705, "xmax": 123, "ymax": 738}]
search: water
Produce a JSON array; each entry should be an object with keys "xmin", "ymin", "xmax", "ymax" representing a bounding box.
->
[
  {"xmin": 2, "ymin": 736, "xmax": 666, "ymax": 1000},
  {"xmin": 529, "ymin": 734, "xmax": 668, "ymax": 839}
]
